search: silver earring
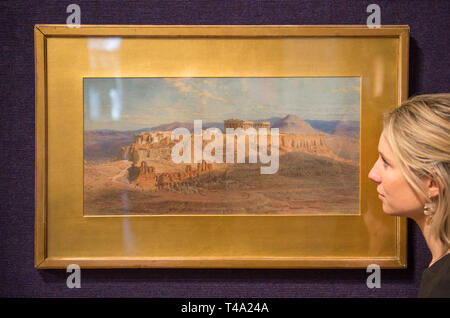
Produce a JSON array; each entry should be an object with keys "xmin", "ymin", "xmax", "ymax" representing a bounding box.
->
[{"xmin": 424, "ymin": 202, "xmax": 436, "ymax": 216}]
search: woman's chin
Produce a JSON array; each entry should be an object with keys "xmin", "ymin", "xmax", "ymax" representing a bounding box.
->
[
  {"xmin": 381, "ymin": 203, "xmax": 400, "ymax": 216},
  {"xmin": 381, "ymin": 204, "xmax": 422, "ymax": 219},
  {"xmin": 382, "ymin": 208, "xmax": 398, "ymax": 216}
]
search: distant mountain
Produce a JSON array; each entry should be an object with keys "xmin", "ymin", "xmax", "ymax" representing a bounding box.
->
[
  {"xmin": 272, "ymin": 114, "xmax": 321, "ymax": 134},
  {"xmin": 148, "ymin": 121, "xmax": 194, "ymax": 132},
  {"xmin": 333, "ymin": 121, "xmax": 360, "ymax": 139},
  {"xmin": 305, "ymin": 120, "xmax": 360, "ymax": 139},
  {"xmin": 84, "ymin": 130, "xmax": 135, "ymax": 162},
  {"xmin": 147, "ymin": 121, "xmax": 227, "ymax": 132},
  {"xmin": 255, "ymin": 116, "xmax": 282, "ymax": 127}
]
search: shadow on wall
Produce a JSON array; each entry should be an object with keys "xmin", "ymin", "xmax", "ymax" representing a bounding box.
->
[{"xmin": 409, "ymin": 37, "xmax": 423, "ymax": 95}]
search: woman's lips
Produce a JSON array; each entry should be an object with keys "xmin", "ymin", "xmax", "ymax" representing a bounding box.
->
[{"xmin": 378, "ymin": 192, "xmax": 385, "ymax": 199}]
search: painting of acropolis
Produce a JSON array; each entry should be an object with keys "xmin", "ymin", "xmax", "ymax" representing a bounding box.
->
[{"xmin": 84, "ymin": 77, "xmax": 360, "ymax": 215}]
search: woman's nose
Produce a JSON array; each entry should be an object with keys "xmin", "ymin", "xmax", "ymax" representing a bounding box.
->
[{"xmin": 368, "ymin": 163, "xmax": 381, "ymax": 184}]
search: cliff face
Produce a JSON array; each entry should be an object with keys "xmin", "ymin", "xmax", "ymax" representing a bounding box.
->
[
  {"xmin": 117, "ymin": 131, "xmax": 175, "ymax": 166},
  {"xmin": 119, "ymin": 130, "xmax": 356, "ymax": 190},
  {"xmin": 133, "ymin": 160, "xmax": 213, "ymax": 189},
  {"xmin": 279, "ymin": 134, "xmax": 328, "ymax": 154},
  {"xmin": 278, "ymin": 134, "xmax": 355, "ymax": 165}
]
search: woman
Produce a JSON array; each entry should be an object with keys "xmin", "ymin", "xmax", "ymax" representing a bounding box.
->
[{"xmin": 368, "ymin": 93, "xmax": 450, "ymax": 297}]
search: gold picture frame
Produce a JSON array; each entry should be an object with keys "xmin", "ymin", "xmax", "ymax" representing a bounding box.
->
[{"xmin": 35, "ymin": 25, "xmax": 409, "ymax": 269}]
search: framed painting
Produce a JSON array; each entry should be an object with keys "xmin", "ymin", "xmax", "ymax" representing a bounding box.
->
[{"xmin": 35, "ymin": 25, "xmax": 409, "ymax": 268}]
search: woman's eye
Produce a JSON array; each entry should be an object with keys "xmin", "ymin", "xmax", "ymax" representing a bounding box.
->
[{"xmin": 381, "ymin": 156, "xmax": 389, "ymax": 167}]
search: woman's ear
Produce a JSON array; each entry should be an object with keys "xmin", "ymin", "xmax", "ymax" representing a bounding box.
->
[{"xmin": 427, "ymin": 177, "xmax": 442, "ymax": 199}]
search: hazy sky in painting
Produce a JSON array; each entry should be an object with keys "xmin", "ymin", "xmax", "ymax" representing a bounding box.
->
[{"xmin": 84, "ymin": 77, "xmax": 360, "ymax": 131}]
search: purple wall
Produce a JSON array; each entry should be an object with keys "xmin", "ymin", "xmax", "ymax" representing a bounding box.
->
[{"xmin": 0, "ymin": 0, "xmax": 448, "ymax": 297}]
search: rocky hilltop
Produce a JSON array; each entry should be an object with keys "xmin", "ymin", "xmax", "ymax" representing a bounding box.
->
[
  {"xmin": 116, "ymin": 121, "xmax": 356, "ymax": 190},
  {"xmin": 117, "ymin": 130, "xmax": 353, "ymax": 167},
  {"xmin": 86, "ymin": 115, "xmax": 359, "ymax": 163}
]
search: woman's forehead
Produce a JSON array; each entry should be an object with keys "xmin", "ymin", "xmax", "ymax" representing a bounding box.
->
[{"xmin": 379, "ymin": 132, "xmax": 389, "ymax": 151}]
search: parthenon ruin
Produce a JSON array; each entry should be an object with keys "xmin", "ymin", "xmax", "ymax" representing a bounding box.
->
[{"xmin": 224, "ymin": 118, "xmax": 270, "ymax": 130}]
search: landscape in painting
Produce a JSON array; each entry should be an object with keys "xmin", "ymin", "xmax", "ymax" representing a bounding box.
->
[{"xmin": 84, "ymin": 77, "xmax": 360, "ymax": 215}]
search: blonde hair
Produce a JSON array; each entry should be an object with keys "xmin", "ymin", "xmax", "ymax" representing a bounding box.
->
[{"xmin": 383, "ymin": 94, "xmax": 450, "ymax": 247}]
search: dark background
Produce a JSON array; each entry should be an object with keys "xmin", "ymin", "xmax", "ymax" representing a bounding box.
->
[{"xmin": 0, "ymin": 0, "xmax": 449, "ymax": 298}]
